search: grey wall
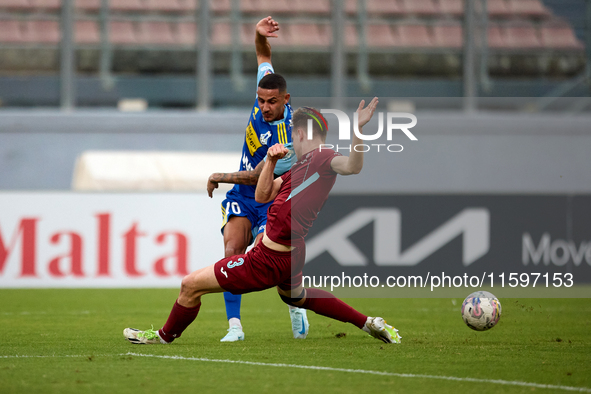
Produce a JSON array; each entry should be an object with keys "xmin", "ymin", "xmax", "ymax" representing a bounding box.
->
[{"xmin": 1, "ymin": 110, "xmax": 590, "ymax": 193}]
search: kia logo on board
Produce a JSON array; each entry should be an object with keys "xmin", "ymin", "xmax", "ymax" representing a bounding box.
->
[{"xmin": 306, "ymin": 208, "xmax": 490, "ymax": 267}]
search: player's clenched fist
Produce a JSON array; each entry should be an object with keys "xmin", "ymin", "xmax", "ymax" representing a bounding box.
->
[{"xmin": 267, "ymin": 143, "xmax": 288, "ymax": 161}]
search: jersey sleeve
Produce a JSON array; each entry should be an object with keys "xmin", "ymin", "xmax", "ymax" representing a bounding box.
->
[
  {"xmin": 257, "ymin": 62, "xmax": 274, "ymax": 87},
  {"xmin": 325, "ymin": 150, "xmax": 343, "ymax": 175},
  {"xmin": 262, "ymin": 142, "xmax": 296, "ymax": 176},
  {"xmin": 273, "ymin": 142, "xmax": 296, "ymax": 175}
]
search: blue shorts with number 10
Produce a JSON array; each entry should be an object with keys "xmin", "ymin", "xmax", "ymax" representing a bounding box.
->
[{"xmin": 221, "ymin": 188, "xmax": 272, "ymax": 242}]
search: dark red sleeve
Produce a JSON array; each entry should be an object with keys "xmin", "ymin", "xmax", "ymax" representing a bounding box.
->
[
  {"xmin": 324, "ymin": 150, "xmax": 343, "ymax": 175},
  {"xmin": 280, "ymin": 171, "xmax": 290, "ymax": 181}
]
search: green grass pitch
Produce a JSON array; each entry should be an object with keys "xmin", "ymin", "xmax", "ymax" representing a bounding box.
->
[{"xmin": 1, "ymin": 289, "xmax": 590, "ymax": 394}]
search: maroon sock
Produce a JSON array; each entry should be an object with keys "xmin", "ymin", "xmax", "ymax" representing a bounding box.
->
[
  {"xmin": 301, "ymin": 288, "xmax": 367, "ymax": 329},
  {"xmin": 158, "ymin": 300, "xmax": 201, "ymax": 343}
]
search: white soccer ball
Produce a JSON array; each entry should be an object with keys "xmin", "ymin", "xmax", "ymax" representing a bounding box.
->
[{"xmin": 461, "ymin": 291, "xmax": 502, "ymax": 331}]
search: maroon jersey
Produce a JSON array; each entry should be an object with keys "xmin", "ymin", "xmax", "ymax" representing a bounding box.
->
[{"xmin": 266, "ymin": 148, "xmax": 342, "ymax": 247}]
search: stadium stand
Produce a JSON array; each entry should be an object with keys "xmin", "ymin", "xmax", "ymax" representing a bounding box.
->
[
  {"xmin": 487, "ymin": 0, "xmax": 512, "ymax": 18},
  {"xmin": 0, "ymin": 0, "xmax": 587, "ymax": 103},
  {"xmin": 75, "ymin": 20, "xmax": 100, "ymax": 43},
  {"xmin": 0, "ymin": 0, "xmax": 583, "ymax": 49},
  {"xmin": 176, "ymin": 21, "xmax": 198, "ymax": 45},
  {"xmin": 365, "ymin": 23, "xmax": 397, "ymax": 47},
  {"xmin": 503, "ymin": 20, "xmax": 543, "ymax": 48},
  {"xmin": 540, "ymin": 18, "xmax": 585, "ymax": 49},
  {"xmin": 0, "ymin": 20, "xmax": 23, "ymax": 42},
  {"xmin": 439, "ymin": 0, "xmax": 464, "ymax": 16},
  {"xmin": 432, "ymin": 23, "xmax": 463, "ymax": 48},
  {"xmin": 75, "ymin": 0, "xmax": 99, "ymax": 10}
]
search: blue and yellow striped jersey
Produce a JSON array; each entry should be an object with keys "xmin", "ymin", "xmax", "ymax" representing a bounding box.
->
[{"xmin": 231, "ymin": 62, "xmax": 295, "ymax": 199}]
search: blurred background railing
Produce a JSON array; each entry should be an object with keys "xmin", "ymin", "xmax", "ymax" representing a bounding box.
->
[{"xmin": 0, "ymin": 0, "xmax": 589, "ymax": 111}]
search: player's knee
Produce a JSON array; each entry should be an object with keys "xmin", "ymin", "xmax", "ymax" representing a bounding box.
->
[
  {"xmin": 279, "ymin": 288, "xmax": 306, "ymax": 307},
  {"xmin": 180, "ymin": 273, "xmax": 202, "ymax": 297}
]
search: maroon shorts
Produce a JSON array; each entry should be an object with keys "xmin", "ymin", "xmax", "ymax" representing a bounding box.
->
[{"xmin": 214, "ymin": 242, "xmax": 305, "ymax": 295}]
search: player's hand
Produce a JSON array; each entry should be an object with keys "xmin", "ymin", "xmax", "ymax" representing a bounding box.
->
[
  {"xmin": 207, "ymin": 174, "xmax": 219, "ymax": 198},
  {"xmin": 357, "ymin": 97, "xmax": 379, "ymax": 130},
  {"xmin": 256, "ymin": 16, "xmax": 279, "ymax": 38},
  {"xmin": 267, "ymin": 143, "xmax": 288, "ymax": 161}
]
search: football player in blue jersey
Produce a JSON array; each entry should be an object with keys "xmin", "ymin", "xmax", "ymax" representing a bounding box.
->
[{"xmin": 206, "ymin": 16, "xmax": 309, "ymax": 342}]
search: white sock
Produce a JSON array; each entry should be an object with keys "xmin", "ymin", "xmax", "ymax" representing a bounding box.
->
[
  {"xmin": 288, "ymin": 305, "xmax": 299, "ymax": 310},
  {"xmin": 362, "ymin": 317, "xmax": 373, "ymax": 334},
  {"xmin": 156, "ymin": 330, "xmax": 170, "ymax": 344},
  {"xmin": 228, "ymin": 317, "xmax": 242, "ymax": 329}
]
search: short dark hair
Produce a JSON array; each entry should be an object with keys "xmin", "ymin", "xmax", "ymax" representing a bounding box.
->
[
  {"xmin": 292, "ymin": 107, "xmax": 328, "ymax": 140},
  {"xmin": 258, "ymin": 73, "xmax": 287, "ymax": 93}
]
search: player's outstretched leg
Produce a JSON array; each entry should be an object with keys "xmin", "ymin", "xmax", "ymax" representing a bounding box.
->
[
  {"xmin": 221, "ymin": 292, "xmax": 245, "ymax": 342},
  {"xmin": 123, "ymin": 327, "xmax": 169, "ymax": 344},
  {"xmin": 279, "ymin": 287, "xmax": 401, "ymax": 344},
  {"xmin": 288, "ymin": 306, "xmax": 309, "ymax": 339},
  {"xmin": 363, "ymin": 317, "xmax": 401, "ymax": 344},
  {"xmin": 123, "ymin": 300, "xmax": 201, "ymax": 345},
  {"xmin": 124, "ymin": 265, "xmax": 222, "ymax": 345}
]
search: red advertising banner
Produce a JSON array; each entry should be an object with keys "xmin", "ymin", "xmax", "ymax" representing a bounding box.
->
[{"xmin": 0, "ymin": 193, "xmax": 224, "ymax": 288}]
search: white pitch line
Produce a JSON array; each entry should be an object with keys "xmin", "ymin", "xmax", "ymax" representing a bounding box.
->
[
  {"xmin": 125, "ymin": 352, "xmax": 591, "ymax": 393},
  {"xmin": 1, "ymin": 353, "xmax": 589, "ymax": 393},
  {"xmin": 0, "ymin": 354, "xmax": 109, "ymax": 359}
]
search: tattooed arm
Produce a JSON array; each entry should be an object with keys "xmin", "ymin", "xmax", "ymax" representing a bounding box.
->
[{"xmin": 207, "ymin": 160, "xmax": 264, "ymax": 198}]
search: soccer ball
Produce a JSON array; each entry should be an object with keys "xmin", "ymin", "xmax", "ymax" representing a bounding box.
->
[{"xmin": 461, "ymin": 291, "xmax": 502, "ymax": 331}]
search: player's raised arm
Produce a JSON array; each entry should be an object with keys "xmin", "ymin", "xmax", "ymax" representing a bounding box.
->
[
  {"xmin": 255, "ymin": 143, "xmax": 287, "ymax": 203},
  {"xmin": 206, "ymin": 161, "xmax": 264, "ymax": 198},
  {"xmin": 330, "ymin": 97, "xmax": 379, "ymax": 176},
  {"xmin": 255, "ymin": 16, "xmax": 279, "ymax": 66}
]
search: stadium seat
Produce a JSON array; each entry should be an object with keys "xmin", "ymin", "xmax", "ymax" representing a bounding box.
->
[
  {"xmin": 24, "ymin": 20, "xmax": 60, "ymax": 43},
  {"xmin": 210, "ymin": 0, "xmax": 230, "ymax": 14},
  {"xmin": 0, "ymin": 20, "xmax": 24, "ymax": 43},
  {"xmin": 366, "ymin": 23, "xmax": 397, "ymax": 47},
  {"xmin": 487, "ymin": 0, "xmax": 511, "ymax": 18},
  {"xmin": 211, "ymin": 22, "xmax": 231, "ymax": 45},
  {"xmin": 438, "ymin": 0, "xmax": 463, "ymax": 16},
  {"xmin": 293, "ymin": 0, "xmax": 331, "ymax": 15},
  {"xmin": 367, "ymin": 0, "xmax": 404, "ymax": 16},
  {"xmin": 0, "ymin": 0, "xmax": 33, "ymax": 10},
  {"xmin": 109, "ymin": 21, "xmax": 137, "ymax": 44},
  {"xmin": 504, "ymin": 22, "xmax": 542, "ymax": 48},
  {"xmin": 30, "ymin": 0, "xmax": 60, "ymax": 10},
  {"xmin": 110, "ymin": 0, "xmax": 144, "ymax": 12},
  {"xmin": 75, "ymin": 20, "xmax": 100, "ymax": 43},
  {"xmin": 248, "ymin": 0, "xmax": 291, "ymax": 15},
  {"xmin": 540, "ymin": 20, "xmax": 584, "ymax": 50},
  {"xmin": 432, "ymin": 23, "xmax": 462, "ymax": 48},
  {"xmin": 506, "ymin": 0, "xmax": 550, "ymax": 18},
  {"xmin": 136, "ymin": 22, "xmax": 176, "ymax": 45},
  {"xmin": 177, "ymin": 0, "xmax": 197, "ymax": 12},
  {"xmin": 396, "ymin": 24, "xmax": 434, "ymax": 47},
  {"xmin": 345, "ymin": 0, "xmax": 357, "ymax": 14},
  {"xmin": 144, "ymin": 0, "xmax": 184, "ymax": 13},
  {"xmin": 344, "ymin": 0, "xmax": 405, "ymax": 16},
  {"xmin": 487, "ymin": 25, "xmax": 507, "ymax": 48},
  {"xmin": 344, "ymin": 23, "xmax": 358, "ymax": 47},
  {"xmin": 401, "ymin": 0, "xmax": 439, "ymax": 16},
  {"xmin": 289, "ymin": 23, "xmax": 331, "ymax": 47},
  {"xmin": 237, "ymin": 0, "xmax": 256, "ymax": 14},
  {"xmin": 75, "ymin": 0, "xmax": 100, "ymax": 11},
  {"xmin": 175, "ymin": 22, "xmax": 198, "ymax": 45}
]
